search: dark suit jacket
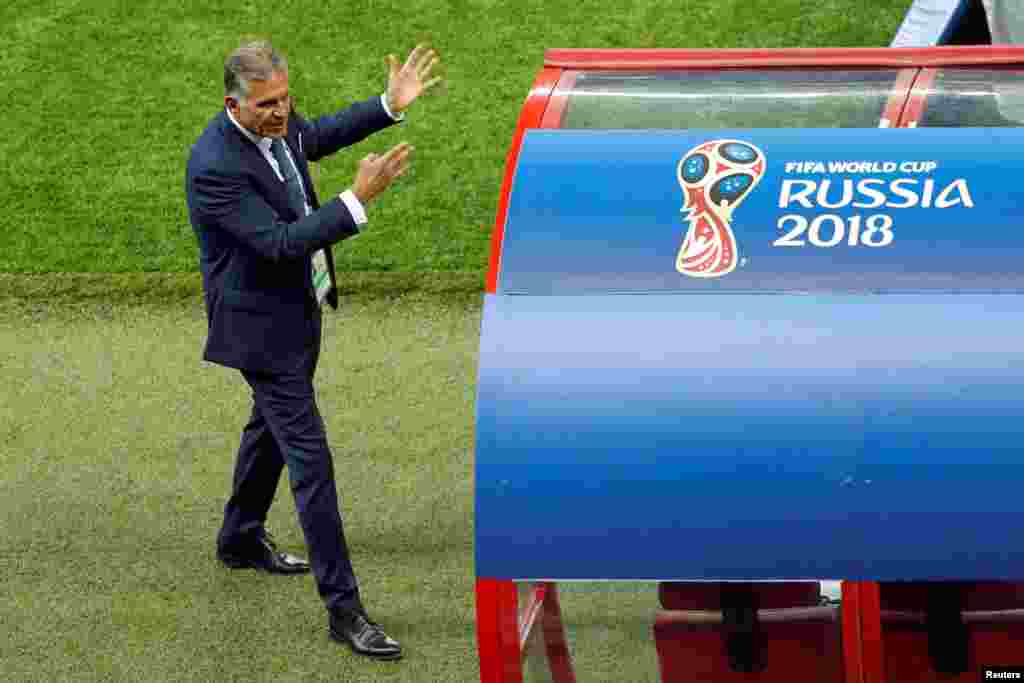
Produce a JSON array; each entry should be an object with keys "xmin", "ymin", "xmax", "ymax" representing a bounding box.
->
[{"xmin": 186, "ymin": 97, "xmax": 397, "ymax": 373}]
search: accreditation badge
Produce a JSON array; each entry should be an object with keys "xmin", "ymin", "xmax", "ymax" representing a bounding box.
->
[{"xmin": 312, "ymin": 248, "xmax": 332, "ymax": 304}]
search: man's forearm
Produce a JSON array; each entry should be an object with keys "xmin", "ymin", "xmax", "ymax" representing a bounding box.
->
[{"xmin": 301, "ymin": 97, "xmax": 400, "ymax": 162}]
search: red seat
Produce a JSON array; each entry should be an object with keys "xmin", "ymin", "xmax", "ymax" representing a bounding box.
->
[
  {"xmin": 653, "ymin": 582, "xmax": 843, "ymax": 682},
  {"xmin": 658, "ymin": 581, "xmax": 822, "ymax": 610},
  {"xmin": 878, "ymin": 582, "xmax": 1024, "ymax": 682}
]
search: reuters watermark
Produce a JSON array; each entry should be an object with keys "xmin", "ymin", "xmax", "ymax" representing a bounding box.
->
[{"xmin": 983, "ymin": 667, "xmax": 1024, "ymax": 680}]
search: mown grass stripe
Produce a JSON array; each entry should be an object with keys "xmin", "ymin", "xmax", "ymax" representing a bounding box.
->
[
  {"xmin": 0, "ymin": 271, "xmax": 486, "ymax": 303},
  {"xmin": 0, "ymin": 0, "xmax": 913, "ymax": 274}
]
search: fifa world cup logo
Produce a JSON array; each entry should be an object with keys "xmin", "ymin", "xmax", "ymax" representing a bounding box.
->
[{"xmin": 676, "ymin": 140, "xmax": 765, "ymax": 278}]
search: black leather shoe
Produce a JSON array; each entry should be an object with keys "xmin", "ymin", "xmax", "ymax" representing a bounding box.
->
[
  {"xmin": 329, "ymin": 607, "xmax": 402, "ymax": 661},
  {"xmin": 217, "ymin": 531, "xmax": 310, "ymax": 575}
]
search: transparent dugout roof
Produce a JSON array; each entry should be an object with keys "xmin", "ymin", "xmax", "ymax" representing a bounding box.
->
[{"xmin": 918, "ymin": 67, "xmax": 1024, "ymax": 127}]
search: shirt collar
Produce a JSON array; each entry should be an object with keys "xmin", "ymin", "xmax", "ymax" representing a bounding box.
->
[{"xmin": 225, "ymin": 106, "xmax": 274, "ymax": 154}]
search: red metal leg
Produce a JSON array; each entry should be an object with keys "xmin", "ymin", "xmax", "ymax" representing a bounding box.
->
[
  {"xmin": 478, "ymin": 579, "xmax": 578, "ymax": 683},
  {"xmin": 540, "ymin": 584, "xmax": 576, "ymax": 683},
  {"xmin": 842, "ymin": 581, "xmax": 865, "ymax": 683},
  {"xmin": 842, "ymin": 580, "xmax": 885, "ymax": 683},
  {"xmin": 477, "ymin": 578, "xmax": 524, "ymax": 683},
  {"xmin": 859, "ymin": 582, "xmax": 884, "ymax": 683}
]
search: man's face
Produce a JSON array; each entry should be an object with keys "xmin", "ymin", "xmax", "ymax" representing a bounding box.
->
[{"xmin": 226, "ymin": 69, "xmax": 290, "ymax": 138}]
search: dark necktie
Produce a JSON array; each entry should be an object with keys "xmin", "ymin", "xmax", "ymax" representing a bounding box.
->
[
  {"xmin": 270, "ymin": 138, "xmax": 308, "ymax": 218},
  {"xmin": 270, "ymin": 139, "xmax": 335, "ymax": 305}
]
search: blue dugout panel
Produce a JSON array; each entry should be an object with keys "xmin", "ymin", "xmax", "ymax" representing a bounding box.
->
[{"xmin": 475, "ymin": 52, "xmax": 1024, "ymax": 583}]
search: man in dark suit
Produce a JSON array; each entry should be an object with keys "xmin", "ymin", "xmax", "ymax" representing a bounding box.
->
[{"xmin": 185, "ymin": 40, "xmax": 440, "ymax": 661}]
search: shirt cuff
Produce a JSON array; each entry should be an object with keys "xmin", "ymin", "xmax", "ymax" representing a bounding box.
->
[
  {"xmin": 339, "ymin": 190, "xmax": 367, "ymax": 226},
  {"xmin": 380, "ymin": 93, "xmax": 405, "ymax": 122}
]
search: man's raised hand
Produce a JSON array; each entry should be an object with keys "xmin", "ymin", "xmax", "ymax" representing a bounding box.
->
[
  {"xmin": 351, "ymin": 142, "xmax": 414, "ymax": 206},
  {"xmin": 385, "ymin": 44, "xmax": 443, "ymax": 115}
]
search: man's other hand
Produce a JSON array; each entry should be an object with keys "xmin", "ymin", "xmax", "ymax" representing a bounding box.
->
[{"xmin": 351, "ymin": 142, "xmax": 413, "ymax": 206}]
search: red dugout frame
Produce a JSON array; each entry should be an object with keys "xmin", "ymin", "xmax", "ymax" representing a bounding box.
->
[{"xmin": 478, "ymin": 46, "xmax": 1024, "ymax": 683}]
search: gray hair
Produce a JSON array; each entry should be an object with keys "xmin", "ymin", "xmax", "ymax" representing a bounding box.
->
[{"xmin": 224, "ymin": 40, "xmax": 288, "ymax": 100}]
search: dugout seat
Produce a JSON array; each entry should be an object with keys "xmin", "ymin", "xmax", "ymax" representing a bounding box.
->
[
  {"xmin": 653, "ymin": 582, "xmax": 842, "ymax": 682},
  {"xmin": 878, "ymin": 581, "xmax": 1024, "ymax": 682}
]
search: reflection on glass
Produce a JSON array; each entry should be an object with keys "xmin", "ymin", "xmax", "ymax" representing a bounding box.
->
[{"xmin": 919, "ymin": 68, "xmax": 1024, "ymax": 127}]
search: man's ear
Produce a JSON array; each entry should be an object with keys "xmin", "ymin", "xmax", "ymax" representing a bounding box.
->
[{"xmin": 224, "ymin": 97, "xmax": 239, "ymax": 114}]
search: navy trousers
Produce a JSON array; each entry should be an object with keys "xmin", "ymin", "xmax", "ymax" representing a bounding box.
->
[{"xmin": 217, "ymin": 312, "xmax": 360, "ymax": 613}]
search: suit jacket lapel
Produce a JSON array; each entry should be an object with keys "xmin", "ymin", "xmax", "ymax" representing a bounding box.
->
[
  {"xmin": 220, "ymin": 112, "xmax": 295, "ymax": 221},
  {"xmin": 286, "ymin": 131, "xmax": 317, "ymax": 208}
]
